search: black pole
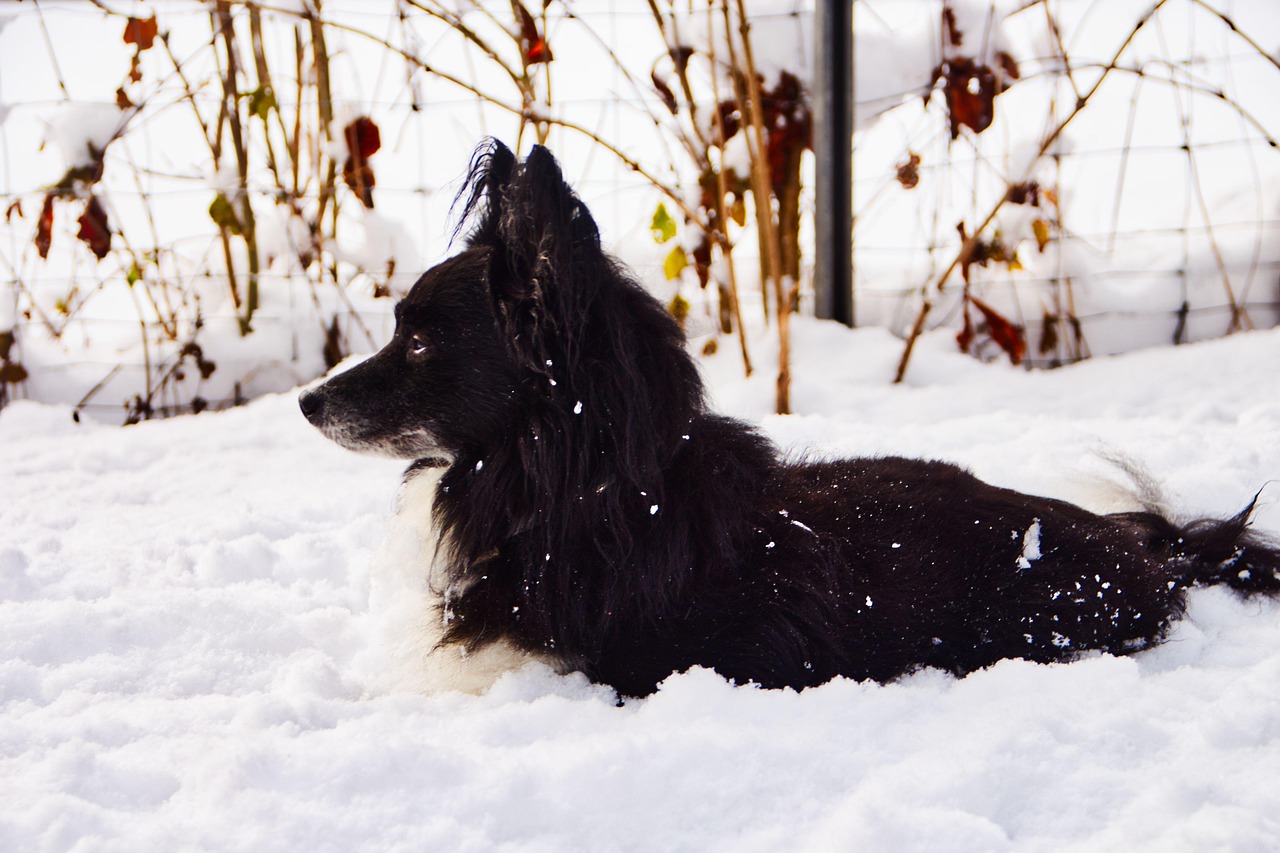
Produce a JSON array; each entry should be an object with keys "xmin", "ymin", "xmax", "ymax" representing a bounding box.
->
[{"xmin": 814, "ymin": 0, "xmax": 854, "ymax": 326}]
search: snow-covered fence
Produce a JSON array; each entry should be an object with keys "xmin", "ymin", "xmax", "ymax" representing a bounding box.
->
[{"xmin": 0, "ymin": 1, "xmax": 1277, "ymax": 422}]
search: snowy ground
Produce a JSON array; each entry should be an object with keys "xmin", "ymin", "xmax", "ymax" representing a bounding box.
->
[{"xmin": 3, "ymin": 322, "xmax": 1280, "ymax": 852}]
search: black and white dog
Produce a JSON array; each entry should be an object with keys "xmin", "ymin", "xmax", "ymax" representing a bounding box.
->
[{"xmin": 301, "ymin": 140, "xmax": 1280, "ymax": 697}]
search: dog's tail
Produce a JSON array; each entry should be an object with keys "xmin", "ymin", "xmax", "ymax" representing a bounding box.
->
[{"xmin": 1114, "ymin": 495, "xmax": 1280, "ymax": 596}]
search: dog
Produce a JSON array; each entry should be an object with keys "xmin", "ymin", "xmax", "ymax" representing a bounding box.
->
[{"xmin": 300, "ymin": 140, "xmax": 1280, "ymax": 697}]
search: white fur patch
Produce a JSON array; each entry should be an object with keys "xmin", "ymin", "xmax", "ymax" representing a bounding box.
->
[
  {"xmin": 358, "ymin": 466, "xmax": 549, "ymax": 695},
  {"xmin": 1016, "ymin": 519, "xmax": 1043, "ymax": 570}
]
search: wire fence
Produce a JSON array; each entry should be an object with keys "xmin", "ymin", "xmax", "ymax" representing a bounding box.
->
[{"xmin": 0, "ymin": 0, "xmax": 1277, "ymax": 421}]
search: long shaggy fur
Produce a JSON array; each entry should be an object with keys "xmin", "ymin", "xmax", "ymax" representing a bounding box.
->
[{"xmin": 301, "ymin": 140, "xmax": 1280, "ymax": 697}]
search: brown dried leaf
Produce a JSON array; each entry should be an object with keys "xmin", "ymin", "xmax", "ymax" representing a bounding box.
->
[
  {"xmin": 123, "ymin": 16, "xmax": 158, "ymax": 51},
  {"xmin": 942, "ymin": 6, "xmax": 963, "ymax": 48},
  {"xmin": 970, "ymin": 295, "xmax": 1026, "ymax": 365},
  {"xmin": 1006, "ymin": 181, "xmax": 1041, "ymax": 206},
  {"xmin": 343, "ymin": 116, "xmax": 381, "ymax": 160},
  {"xmin": 652, "ymin": 69, "xmax": 678, "ymax": 115},
  {"xmin": 0, "ymin": 360, "xmax": 28, "ymax": 385},
  {"xmin": 936, "ymin": 57, "xmax": 998, "ymax": 139},
  {"xmin": 515, "ymin": 3, "xmax": 552, "ymax": 65},
  {"xmin": 35, "ymin": 194, "xmax": 55, "ymax": 260},
  {"xmin": 76, "ymin": 196, "xmax": 112, "ymax": 260},
  {"xmin": 342, "ymin": 117, "xmax": 381, "ymax": 209},
  {"xmin": 997, "ymin": 51, "xmax": 1021, "ymax": 83},
  {"xmin": 1038, "ymin": 311, "xmax": 1060, "ymax": 356},
  {"xmin": 691, "ymin": 238, "xmax": 712, "ymax": 289},
  {"xmin": 896, "ymin": 153, "xmax": 921, "ymax": 189}
]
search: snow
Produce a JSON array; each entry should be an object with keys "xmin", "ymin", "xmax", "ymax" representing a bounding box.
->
[{"xmin": 4, "ymin": 323, "xmax": 1280, "ymax": 850}]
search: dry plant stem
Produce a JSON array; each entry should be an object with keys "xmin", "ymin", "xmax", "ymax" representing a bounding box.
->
[
  {"xmin": 404, "ymin": 1, "xmax": 524, "ymax": 88},
  {"xmin": 247, "ymin": 4, "xmax": 290, "ymax": 196},
  {"xmin": 1187, "ymin": 0, "xmax": 1280, "ymax": 77},
  {"xmin": 727, "ymin": 0, "xmax": 789, "ymax": 414},
  {"xmin": 309, "ymin": 4, "xmax": 339, "ymax": 245},
  {"xmin": 215, "ymin": 0, "xmax": 261, "ymax": 334},
  {"xmin": 648, "ymin": 0, "xmax": 713, "ymax": 157},
  {"xmin": 291, "ymin": 25, "xmax": 304, "ymax": 193},
  {"xmin": 256, "ymin": 2, "xmax": 709, "ymax": 225},
  {"xmin": 893, "ymin": 0, "xmax": 1171, "ymax": 384},
  {"xmin": 705, "ymin": 1, "xmax": 752, "ymax": 378}
]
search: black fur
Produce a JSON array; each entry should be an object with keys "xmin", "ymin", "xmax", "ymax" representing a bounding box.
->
[{"xmin": 301, "ymin": 140, "xmax": 1280, "ymax": 697}]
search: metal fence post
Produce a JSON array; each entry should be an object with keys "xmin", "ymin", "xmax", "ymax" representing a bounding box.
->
[{"xmin": 813, "ymin": 0, "xmax": 854, "ymax": 326}]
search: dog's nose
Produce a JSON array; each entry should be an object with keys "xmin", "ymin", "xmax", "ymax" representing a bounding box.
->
[{"xmin": 299, "ymin": 389, "xmax": 324, "ymax": 423}]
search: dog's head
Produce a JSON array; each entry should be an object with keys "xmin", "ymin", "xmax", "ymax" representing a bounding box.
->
[
  {"xmin": 299, "ymin": 140, "xmax": 599, "ymax": 462},
  {"xmin": 301, "ymin": 139, "xmax": 703, "ymax": 471},
  {"xmin": 298, "ymin": 246, "xmax": 522, "ymax": 461}
]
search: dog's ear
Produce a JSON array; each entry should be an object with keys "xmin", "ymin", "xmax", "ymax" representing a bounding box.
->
[
  {"xmin": 488, "ymin": 145, "xmax": 602, "ymax": 383},
  {"xmin": 457, "ymin": 138, "xmax": 517, "ymax": 249}
]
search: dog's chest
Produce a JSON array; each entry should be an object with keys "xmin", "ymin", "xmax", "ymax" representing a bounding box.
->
[{"xmin": 394, "ymin": 465, "xmax": 448, "ymax": 576}]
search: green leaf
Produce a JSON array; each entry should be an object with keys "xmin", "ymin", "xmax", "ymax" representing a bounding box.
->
[
  {"xmin": 248, "ymin": 85, "xmax": 276, "ymax": 123},
  {"xmin": 208, "ymin": 192, "xmax": 242, "ymax": 235},
  {"xmin": 663, "ymin": 244, "xmax": 689, "ymax": 281},
  {"xmin": 651, "ymin": 202, "xmax": 677, "ymax": 244},
  {"xmin": 126, "ymin": 262, "xmax": 141, "ymax": 285}
]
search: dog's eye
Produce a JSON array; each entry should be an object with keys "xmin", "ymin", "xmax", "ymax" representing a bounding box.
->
[{"xmin": 407, "ymin": 333, "xmax": 430, "ymax": 358}]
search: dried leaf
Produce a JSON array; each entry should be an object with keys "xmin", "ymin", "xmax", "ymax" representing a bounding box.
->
[
  {"xmin": 515, "ymin": 3, "xmax": 552, "ymax": 65},
  {"xmin": 652, "ymin": 69, "xmax": 678, "ymax": 115},
  {"xmin": 935, "ymin": 57, "xmax": 998, "ymax": 139},
  {"xmin": 76, "ymin": 196, "xmax": 112, "ymax": 260},
  {"xmin": 342, "ymin": 117, "xmax": 381, "ymax": 208},
  {"xmin": 1032, "ymin": 218, "xmax": 1051, "ymax": 252},
  {"xmin": 115, "ymin": 87, "xmax": 134, "ymax": 110},
  {"xmin": 1006, "ymin": 181, "xmax": 1040, "ymax": 206},
  {"xmin": 691, "ymin": 238, "xmax": 712, "ymax": 289},
  {"xmin": 670, "ymin": 45, "xmax": 693, "ymax": 76},
  {"xmin": 343, "ymin": 161, "xmax": 376, "ymax": 209},
  {"xmin": 970, "ymin": 295, "xmax": 1026, "ymax": 365},
  {"xmin": 208, "ymin": 192, "xmax": 242, "ymax": 235},
  {"xmin": 123, "ymin": 16, "xmax": 158, "ymax": 51},
  {"xmin": 942, "ymin": 6, "xmax": 963, "ymax": 48},
  {"xmin": 728, "ymin": 196, "xmax": 746, "ymax": 227},
  {"xmin": 343, "ymin": 116, "xmax": 381, "ymax": 160},
  {"xmin": 715, "ymin": 99, "xmax": 741, "ymax": 142},
  {"xmin": 997, "ymin": 51, "xmax": 1021, "ymax": 83},
  {"xmin": 668, "ymin": 293, "xmax": 690, "ymax": 327},
  {"xmin": 0, "ymin": 360, "xmax": 28, "ymax": 385},
  {"xmin": 650, "ymin": 202, "xmax": 677, "ymax": 244},
  {"xmin": 663, "ymin": 245, "xmax": 689, "ymax": 281},
  {"xmin": 4, "ymin": 199, "xmax": 21, "ymax": 223},
  {"xmin": 896, "ymin": 153, "xmax": 921, "ymax": 190},
  {"xmin": 180, "ymin": 342, "xmax": 217, "ymax": 379},
  {"xmin": 35, "ymin": 194, "xmax": 55, "ymax": 260},
  {"xmin": 759, "ymin": 71, "xmax": 813, "ymax": 195},
  {"xmin": 1038, "ymin": 311, "xmax": 1060, "ymax": 356}
]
